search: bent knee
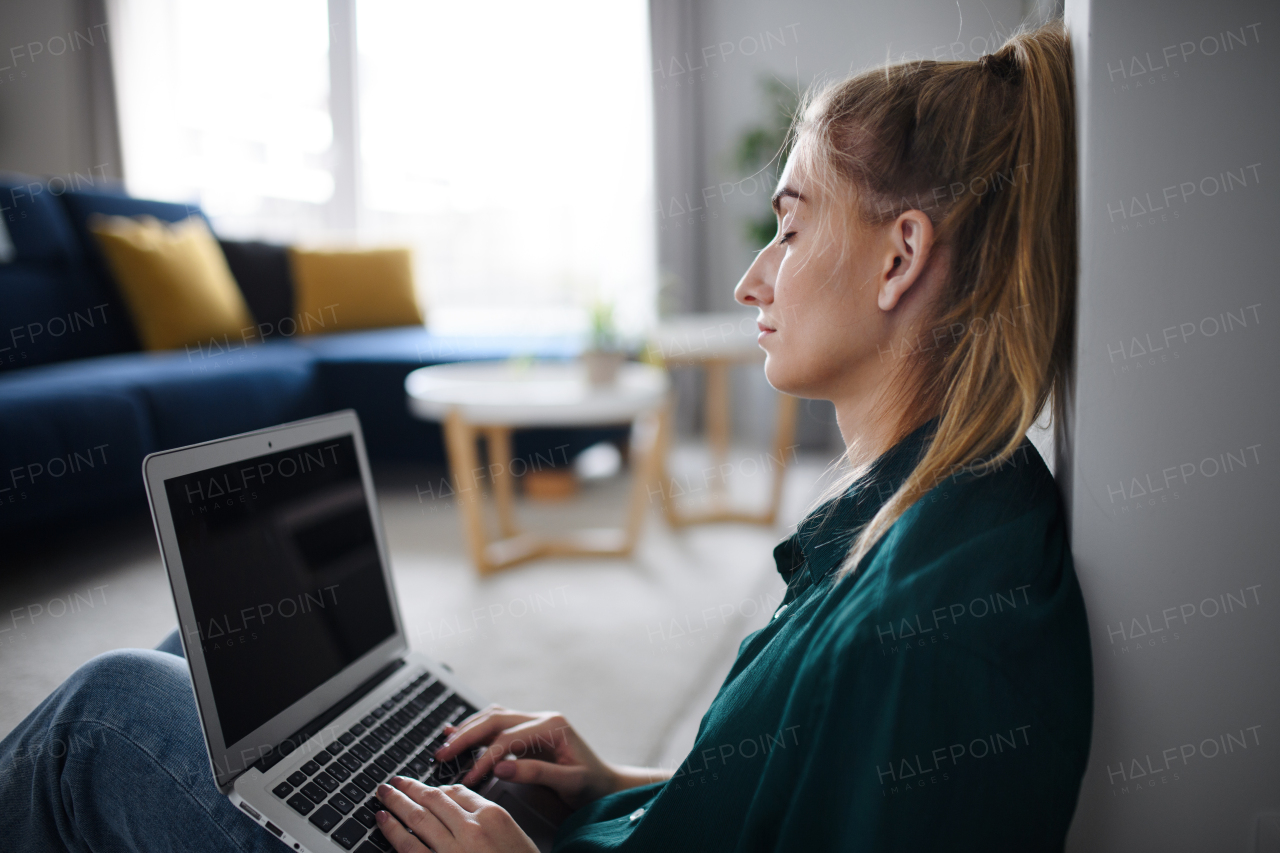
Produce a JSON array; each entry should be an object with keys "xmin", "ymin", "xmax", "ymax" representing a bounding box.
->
[{"xmin": 60, "ymin": 648, "xmax": 194, "ymax": 719}]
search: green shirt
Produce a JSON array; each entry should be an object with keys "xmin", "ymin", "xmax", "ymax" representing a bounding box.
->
[{"xmin": 555, "ymin": 421, "xmax": 1093, "ymax": 852}]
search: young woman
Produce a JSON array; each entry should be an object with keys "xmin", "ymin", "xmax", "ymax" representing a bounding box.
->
[{"xmin": 0, "ymin": 21, "xmax": 1090, "ymax": 853}]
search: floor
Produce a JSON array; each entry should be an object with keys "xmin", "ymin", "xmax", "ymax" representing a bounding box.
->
[{"xmin": 0, "ymin": 442, "xmax": 835, "ymax": 771}]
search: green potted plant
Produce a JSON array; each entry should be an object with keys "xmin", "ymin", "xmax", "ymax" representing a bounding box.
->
[
  {"xmin": 734, "ymin": 77, "xmax": 800, "ymax": 246},
  {"xmin": 582, "ymin": 298, "xmax": 624, "ymax": 385}
]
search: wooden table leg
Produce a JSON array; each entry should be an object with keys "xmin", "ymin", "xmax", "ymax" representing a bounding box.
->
[
  {"xmin": 444, "ymin": 408, "xmax": 494, "ymax": 574},
  {"xmin": 704, "ymin": 359, "xmax": 730, "ymax": 490},
  {"xmin": 761, "ymin": 393, "xmax": 800, "ymax": 525},
  {"xmin": 484, "ymin": 426, "xmax": 519, "ymax": 539},
  {"xmin": 622, "ymin": 401, "xmax": 669, "ymax": 551}
]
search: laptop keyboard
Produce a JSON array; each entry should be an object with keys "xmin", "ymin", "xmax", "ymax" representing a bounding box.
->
[{"xmin": 268, "ymin": 672, "xmax": 479, "ymax": 851}]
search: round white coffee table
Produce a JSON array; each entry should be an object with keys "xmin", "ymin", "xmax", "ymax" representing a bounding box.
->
[{"xmin": 406, "ymin": 361, "xmax": 670, "ymax": 574}]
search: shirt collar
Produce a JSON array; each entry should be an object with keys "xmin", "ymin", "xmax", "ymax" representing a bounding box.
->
[{"xmin": 774, "ymin": 417, "xmax": 937, "ymax": 585}]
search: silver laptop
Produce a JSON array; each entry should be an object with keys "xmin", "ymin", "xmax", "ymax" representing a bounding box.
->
[{"xmin": 142, "ymin": 410, "xmax": 570, "ymax": 852}]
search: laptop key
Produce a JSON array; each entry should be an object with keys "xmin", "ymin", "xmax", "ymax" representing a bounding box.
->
[
  {"xmin": 314, "ymin": 750, "xmax": 333, "ymax": 765},
  {"xmin": 328, "ymin": 739, "xmax": 346, "ymax": 755},
  {"xmin": 361, "ymin": 715, "xmax": 376, "ymax": 727},
  {"xmin": 352, "ymin": 743, "xmax": 376, "ymax": 761},
  {"xmin": 382, "ymin": 699, "xmax": 397, "ymax": 711},
  {"xmin": 371, "ymin": 708, "xmax": 386, "ymax": 719},
  {"xmin": 272, "ymin": 781, "xmax": 294, "ymax": 798},
  {"xmin": 385, "ymin": 745, "xmax": 408, "ymax": 762},
  {"xmin": 367, "ymin": 827, "xmax": 393, "ymax": 850},
  {"xmin": 327, "ymin": 762, "xmax": 351, "ymax": 782},
  {"xmin": 286, "ymin": 771, "xmax": 308, "ymax": 787},
  {"xmin": 286, "ymin": 792, "xmax": 315, "ymax": 816},
  {"xmin": 300, "ymin": 760, "xmax": 321, "ymax": 776},
  {"xmin": 374, "ymin": 755, "xmax": 399, "ymax": 774},
  {"xmin": 355, "ymin": 843, "xmax": 382, "ymax": 853},
  {"xmin": 351, "ymin": 772, "xmax": 377, "ymax": 794},
  {"xmin": 395, "ymin": 736, "xmax": 417, "ymax": 754},
  {"xmin": 301, "ymin": 782, "xmax": 328, "ymax": 805},
  {"xmin": 339, "ymin": 753, "xmax": 363, "ymax": 773},
  {"xmin": 331, "ymin": 818, "xmax": 367, "ymax": 850},
  {"xmin": 341, "ymin": 782, "xmax": 365, "ymax": 802},
  {"xmin": 342, "ymin": 729, "xmax": 359, "ymax": 743},
  {"xmin": 353, "ymin": 806, "xmax": 377, "ymax": 828},
  {"xmin": 363, "ymin": 763, "xmax": 390, "ymax": 783},
  {"xmin": 358, "ymin": 737, "xmax": 381, "ymax": 755},
  {"xmin": 314, "ymin": 771, "xmax": 340, "ymax": 793},
  {"xmin": 308, "ymin": 804, "xmax": 342, "ymax": 833},
  {"xmin": 329, "ymin": 792, "xmax": 355, "ymax": 815}
]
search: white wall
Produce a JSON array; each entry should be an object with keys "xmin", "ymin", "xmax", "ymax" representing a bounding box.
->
[
  {"xmin": 0, "ymin": 0, "xmax": 120, "ymax": 181},
  {"xmin": 1064, "ymin": 0, "xmax": 1279, "ymax": 849}
]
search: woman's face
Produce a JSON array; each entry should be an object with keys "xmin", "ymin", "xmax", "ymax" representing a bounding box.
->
[{"xmin": 734, "ymin": 155, "xmax": 893, "ymax": 405}]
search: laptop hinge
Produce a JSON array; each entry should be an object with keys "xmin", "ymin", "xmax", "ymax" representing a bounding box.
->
[{"xmin": 250, "ymin": 657, "xmax": 407, "ymax": 775}]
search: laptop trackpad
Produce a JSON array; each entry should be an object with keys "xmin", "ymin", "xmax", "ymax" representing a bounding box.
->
[{"xmin": 482, "ymin": 778, "xmax": 573, "ymax": 853}]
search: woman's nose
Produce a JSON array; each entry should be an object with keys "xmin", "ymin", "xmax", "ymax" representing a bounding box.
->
[{"xmin": 735, "ymin": 248, "xmax": 773, "ymax": 306}]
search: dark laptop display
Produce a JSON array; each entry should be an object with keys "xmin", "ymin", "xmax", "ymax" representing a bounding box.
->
[{"xmin": 164, "ymin": 435, "xmax": 397, "ymax": 746}]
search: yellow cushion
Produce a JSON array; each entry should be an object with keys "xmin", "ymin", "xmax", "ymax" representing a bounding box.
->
[
  {"xmin": 88, "ymin": 215, "xmax": 254, "ymax": 352},
  {"xmin": 287, "ymin": 247, "xmax": 422, "ymax": 334}
]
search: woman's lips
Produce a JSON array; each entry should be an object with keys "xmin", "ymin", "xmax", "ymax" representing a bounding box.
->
[{"xmin": 756, "ymin": 321, "xmax": 776, "ymax": 341}]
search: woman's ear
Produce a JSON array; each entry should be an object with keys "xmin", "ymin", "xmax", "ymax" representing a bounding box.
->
[{"xmin": 877, "ymin": 210, "xmax": 934, "ymax": 311}]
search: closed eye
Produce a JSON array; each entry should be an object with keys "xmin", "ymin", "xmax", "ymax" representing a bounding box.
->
[{"xmin": 777, "ymin": 231, "xmax": 797, "ymax": 245}]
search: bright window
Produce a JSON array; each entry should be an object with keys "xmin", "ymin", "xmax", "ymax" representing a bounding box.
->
[
  {"xmin": 108, "ymin": 0, "xmax": 656, "ymax": 337},
  {"xmin": 108, "ymin": 0, "xmax": 335, "ymax": 242}
]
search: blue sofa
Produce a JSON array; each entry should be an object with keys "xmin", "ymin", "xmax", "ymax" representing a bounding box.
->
[{"xmin": 0, "ymin": 177, "xmax": 610, "ymax": 545}]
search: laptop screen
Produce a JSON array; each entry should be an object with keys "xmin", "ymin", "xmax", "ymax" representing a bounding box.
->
[{"xmin": 164, "ymin": 434, "xmax": 397, "ymax": 747}]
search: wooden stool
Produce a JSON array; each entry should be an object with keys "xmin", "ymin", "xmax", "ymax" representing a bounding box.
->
[{"xmin": 649, "ymin": 313, "xmax": 799, "ymax": 526}]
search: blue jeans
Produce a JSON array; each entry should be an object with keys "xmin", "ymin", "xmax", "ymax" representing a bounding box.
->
[{"xmin": 0, "ymin": 630, "xmax": 279, "ymax": 852}]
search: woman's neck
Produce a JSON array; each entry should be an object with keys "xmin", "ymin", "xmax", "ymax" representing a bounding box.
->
[{"xmin": 834, "ymin": 389, "xmax": 934, "ymax": 469}]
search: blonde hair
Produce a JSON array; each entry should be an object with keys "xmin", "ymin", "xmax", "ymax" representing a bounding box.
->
[{"xmin": 790, "ymin": 22, "xmax": 1077, "ymax": 577}]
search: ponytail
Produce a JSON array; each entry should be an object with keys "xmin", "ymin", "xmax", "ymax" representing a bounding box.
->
[{"xmin": 790, "ymin": 22, "xmax": 1077, "ymax": 576}]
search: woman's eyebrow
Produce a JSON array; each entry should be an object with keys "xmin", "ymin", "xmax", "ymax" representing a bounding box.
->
[{"xmin": 771, "ymin": 187, "xmax": 804, "ymax": 215}]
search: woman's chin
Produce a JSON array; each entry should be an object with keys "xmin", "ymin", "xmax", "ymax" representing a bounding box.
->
[
  {"xmin": 763, "ymin": 356, "xmax": 832, "ymax": 402},
  {"xmin": 762, "ymin": 357, "xmax": 805, "ymax": 397}
]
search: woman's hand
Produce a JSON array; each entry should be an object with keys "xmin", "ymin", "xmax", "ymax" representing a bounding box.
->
[
  {"xmin": 433, "ymin": 705, "xmax": 629, "ymax": 810},
  {"xmin": 375, "ymin": 777, "xmax": 538, "ymax": 853}
]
